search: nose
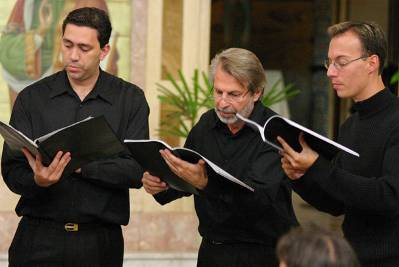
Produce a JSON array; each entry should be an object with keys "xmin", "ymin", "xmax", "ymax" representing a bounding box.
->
[
  {"xmin": 217, "ymin": 96, "xmax": 231, "ymax": 109},
  {"xmin": 70, "ymin": 47, "xmax": 80, "ymax": 61},
  {"xmin": 326, "ymin": 64, "xmax": 337, "ymax": 78}
]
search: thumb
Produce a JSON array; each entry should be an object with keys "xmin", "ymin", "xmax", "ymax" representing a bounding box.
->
[
  {"xmin": 298, "ymin": 132, "xmax": 310, "ymax": 150},
  {"xmin": 21, "ymin": 148, "xmax": 37, "ymax": 169},
  {"xmin": 198, "ymin": 159, "xmax": 206, "ymax": 167},
  {"xmin": 35, "ymin": 152, "xmax": 44, "ymax": 169}
]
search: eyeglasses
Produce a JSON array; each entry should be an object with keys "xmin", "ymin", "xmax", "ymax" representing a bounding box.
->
[
  {"xmin": 213, "ymin": 89, "xmax": 249, "ymax": 103},
  {"xmin": 324, "ymin": 56, "xmax": 368, "ymax": 70}
]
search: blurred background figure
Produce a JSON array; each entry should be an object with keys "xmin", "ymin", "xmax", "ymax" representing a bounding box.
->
[
  {"xmin": 0, "ymin": 0, "xmax": 118, "ymax": 108},
  {"xmin": 277, "ymin": 225, "xmax": 360, "ymax": 267}
]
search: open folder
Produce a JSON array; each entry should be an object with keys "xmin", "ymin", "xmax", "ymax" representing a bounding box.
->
[
  {"xmin": 236, "ymin": 113, "xmax": 359, "ymax": 160},
  {"xmin": 124, "ymin": 139, "xmax": 254, "ymax": 195},
  {"xmin": 0, "ymin": 116, "xmax": 125, "ymax": 175}
]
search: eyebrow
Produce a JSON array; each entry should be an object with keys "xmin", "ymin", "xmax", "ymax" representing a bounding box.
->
[
  {"xmin": 214, "ymin": 87, "xmax": 242, "ymax": 93},
  {"xmin": 328, "ymin": 55, "xmax": 351, "ymax": 60},
  {"xmin": 62, "ymin": 38, "xmax": 93, "ymax": 49}
]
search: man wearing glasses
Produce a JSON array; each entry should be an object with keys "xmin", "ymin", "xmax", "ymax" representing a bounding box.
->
[
  {"xmin": 279, "ymin": 21, "xmax": 399, "ymax": 267},
  {"xmin": 142, "ymin": 48, "xmax": 298, "ymax": 267}
]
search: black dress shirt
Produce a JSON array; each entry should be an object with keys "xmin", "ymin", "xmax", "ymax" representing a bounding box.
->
[
  {"xmin": 1, "ymin": 69, "xmax": 149, "ymax": 225},
  {"xmin": 155, "ymin": 101, "xmax": 298, "ymax": 245}
]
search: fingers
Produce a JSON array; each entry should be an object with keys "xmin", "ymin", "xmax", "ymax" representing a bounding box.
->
[
  {"xmin": 47, "ymin": 151, "xmax": 68, "ymax": 173},
  {"xmin": 160, "ymin": 150, "xmax": 208, "ymax": 189},
  {"xmin": 32, "ymin": 151, "xmax": 71, "ymax": 187},
  {"xmin": 281, "ymin": 156, "xmax": 305, "ymax": 180},
  {"xmin": 142, "ymin": 172, "xmax": 168, "ymax": 195},
  {"xmin": 280, "ymin": 150, "xmax": 301, "ymax": 170},
  {"xmin": 277, "ymin": 136, "xmax": 297, "ymax": 157},
  {"xmin": 160, "ymin": 149, "xmax": 186, "ymax": 177},
  {"xmin": 21, "ymin": 148, "xmax": 36, "ymax": 169},
  {"xmin": 49, "ymin": 152, "xmax": 71, "ymax": 180},
  {"xmin": 198, "ymin": 159, "xmax": 206, "ymax": 167},
  {"xmin": 298, "ymin": 132, "xmax": 309, "ymax": 150}
]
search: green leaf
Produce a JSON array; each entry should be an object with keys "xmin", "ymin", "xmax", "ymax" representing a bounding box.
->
[
  {"xmin": 262, "ymin": 80, "xmax": 300, "ymax": 107},
  {"xmin": 390, "ymin": 71, "xmax": 399, "ymax": 84}
]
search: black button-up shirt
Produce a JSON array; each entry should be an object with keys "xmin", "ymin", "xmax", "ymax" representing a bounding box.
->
[
  {"xmin": 155, "ymin": 101, "xmax": 298, "ymax": 245},
  {"xmin": 1, "ymin": 69, "xmax": 149, "ymax": 225}
]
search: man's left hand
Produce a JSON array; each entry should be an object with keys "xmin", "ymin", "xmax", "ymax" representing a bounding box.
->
[
  {"xmin": 160, "ymin": 149, "xmax": 208, "ymax": 190},
  {"xmin": 277, "ymin": 133, "xmax": 319, "ymax": 180}
]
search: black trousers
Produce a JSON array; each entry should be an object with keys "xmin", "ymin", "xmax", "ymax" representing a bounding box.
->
[
  {"xmin": 197, "ymin": 238, "xmax": 278, "ymax": 267},
  {"xmin": 9, "ymin": 216, "xmax": 123, "ymax": 267}
]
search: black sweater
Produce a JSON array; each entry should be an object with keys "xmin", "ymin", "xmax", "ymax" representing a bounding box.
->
[{"xmin": 293, "ymin": 89, "xmax": 399, "ymax": 267}]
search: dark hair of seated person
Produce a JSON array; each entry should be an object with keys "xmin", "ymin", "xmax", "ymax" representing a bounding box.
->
[{"xmin": 276, "ymin": 224, "xmax": 360, "ymax": 267}]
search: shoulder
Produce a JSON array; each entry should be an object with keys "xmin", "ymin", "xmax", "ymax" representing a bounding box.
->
[
  {"xmin": 16, "ymin": 72, "xmax": 61, "ymax": 103},
  {"xmin": 19, "ymin": 72, "xmax": 57, "ymax": 93},
  {"xmin": 186, "ymin": 109, "xmax": 216, "ymax": 138},
  {"xmin": 196, "ymin": 109, "xmax": 217, "ymax": 128},
  {"xmin": 100, "ymin": 72, "xmax": 148, "ymax": 113},
  {"xmin": 102, "ymin": 71, "xmax": 144, "ymax": 96},
  {"xmin": 251, "ymin": 101, "xmax": 277, "ymax": 124}
]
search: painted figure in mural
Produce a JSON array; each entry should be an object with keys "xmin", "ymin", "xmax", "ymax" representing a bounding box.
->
[
  {"xmin": 142, "ymin": 48, "xmax": 298, "ymax": 267},
  {"xmin": 277, "ymin": 225, "xmax": 360, "ymax": 267},
  {"xmin": 279, "ymin": 21, "xmax": 399, "ymax": 267},
  {"xmin": 1, "ymin": 7, "xmax": 148, "ymax": 267},
  {"xmin": 0, "ymin": 0, "xmax": 118, "ymax": 108}
]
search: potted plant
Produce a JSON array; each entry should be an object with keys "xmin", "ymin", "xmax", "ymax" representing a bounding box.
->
[{"xmin": 157, "ymin": 69, "xmax": 300, "ymax": 139}]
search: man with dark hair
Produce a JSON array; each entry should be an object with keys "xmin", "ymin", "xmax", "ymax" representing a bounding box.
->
[
  {"xmin": 142, "ymin": 48, "xmax": 298, "ymax": 267},
  {"xmin": 1, "ymin": 7, "xmax": 149, "ymax": 267},
  {"xmin": 0, "ymin": 0, "xmax": 117, "ymax": 108},
  {"xmin": 279, "ymin": 21, "xmax": 399, "ymax": 267}
]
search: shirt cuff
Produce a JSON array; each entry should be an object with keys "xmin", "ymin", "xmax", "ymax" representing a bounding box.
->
[
  {"xmin": 200, "ymin": 174, "xmax": 221, "ymax": 196},
  {"xmin": 81, "ymin": 162, "xmax": 98, "ymax": 178},
  {"xmin": 291, "ymin": 156, "xmax": 330, "ymax": 189}
]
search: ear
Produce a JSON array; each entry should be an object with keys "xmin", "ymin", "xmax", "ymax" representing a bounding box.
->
[
  {"xmin": 99, "ymin": 44, "xmax": 110, "ymax": 61},
  {"xmin": 252, "ymin": 88, "xmax": 263, "ymax": 102},
  {"xmin": 367, "ymin": 54, "xmax": 380, "ymax": 74}
]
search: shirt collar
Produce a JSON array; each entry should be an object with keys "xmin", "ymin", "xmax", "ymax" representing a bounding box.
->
[
  {"xmin": 351, "ymin": 88, "xmax": 395, "ymax": 118},
  {"xmin": 49, "ymin": 68, "xmax": 114, "ymax": 105}
]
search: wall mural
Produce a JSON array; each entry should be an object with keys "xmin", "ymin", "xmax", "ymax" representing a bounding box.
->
[{"xmin": 0, "ymin": 0, "xmax": 131, "ymax": 122}]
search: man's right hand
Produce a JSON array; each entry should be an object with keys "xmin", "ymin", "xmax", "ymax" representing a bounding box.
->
[
  {"xmin": 277, "ymin": 133, "xmax": 318, "ymax": 180},
  {"xmin": 142, "ymin": 172, "xmax": 168, "ymax": 195},
  {"xmin": 21, "ymin": 148, "xmax": 71, "ymax": 187}
]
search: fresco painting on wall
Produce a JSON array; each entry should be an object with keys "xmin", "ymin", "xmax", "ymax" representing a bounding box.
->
[
  {"xmin": 0, "ymin": 0, "xmax": 125, "ymax": 116},
  {"xmin": 0, "ymin": 0, "xmax": 131, "ymax": 197}
]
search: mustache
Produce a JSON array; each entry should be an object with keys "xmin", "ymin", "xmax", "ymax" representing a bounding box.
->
[{"xmin": 216, "ymin": 107, "xmax": 236, "ymax": 113}]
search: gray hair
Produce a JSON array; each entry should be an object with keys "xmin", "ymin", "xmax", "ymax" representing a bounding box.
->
[{"xmin": 209, "ymin": 48, "xmax": 266, "ymax": 95}]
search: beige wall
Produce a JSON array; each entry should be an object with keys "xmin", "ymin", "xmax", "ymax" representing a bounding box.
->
[{"xmin": 0, "ymin": 1, "xmax": 18, "ymax": 212}]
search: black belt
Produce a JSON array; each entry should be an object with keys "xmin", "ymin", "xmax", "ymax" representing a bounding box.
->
[
  {"xmin": 204, "ymin": 238, "xmax": 226, "ymax": 245},
  {"xmin": 203, "ymin": 237, "xmax": 274, "ymax": 246},
  {"xmin": 22, "ymin": 216, "xmax": 116, "ymax": 232}
]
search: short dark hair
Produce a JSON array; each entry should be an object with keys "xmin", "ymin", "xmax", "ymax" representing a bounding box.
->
[
  {"xmin": 328, "ymin": 21, "xmax": 387, "ymax": 75},
  {"xmin": 277, "ymin": 225, "xmax": 360, "ymax": 267},
  {"xmin": 62, "ymin": 7, "xmax": 112, "ymax": 48}
]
